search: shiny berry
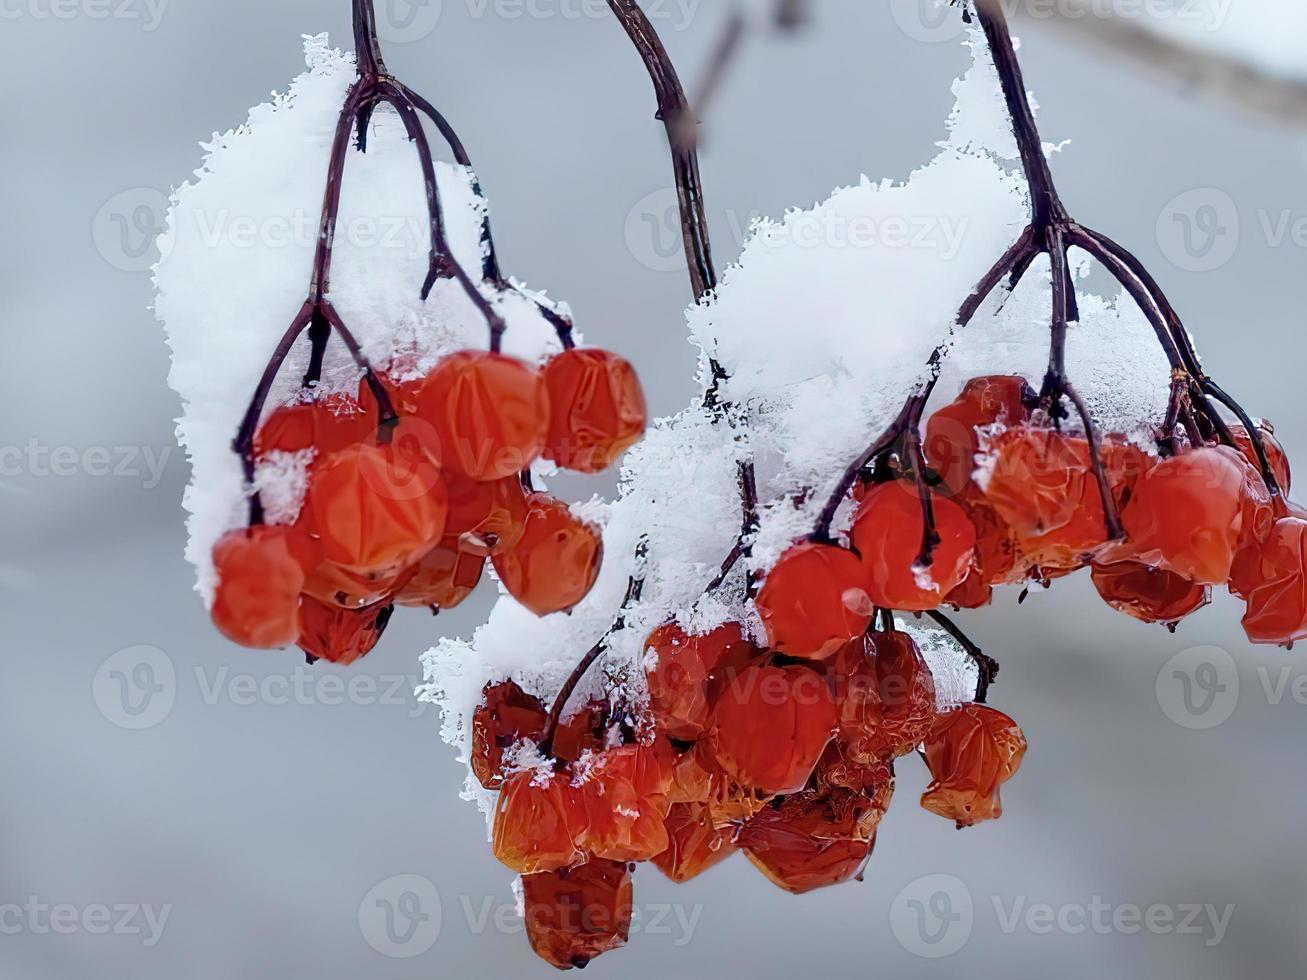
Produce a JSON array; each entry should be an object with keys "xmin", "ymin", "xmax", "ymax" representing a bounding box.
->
[
  {"xmin": 644, "ymin": 622, "xmax": 756, "ymax": 740},
  {"xmin": 521, "ymin": 859, "xmax": 633, "ymax": 971},
  {"xmin": 921, "ymin": 703, "xmax": 1027, "ymax": 829},
  {"xmin": 652, "ymin": 803, "xmax": 736, "ymax": 883},
  {"xmin": 575, "ymin": 745, "xmax": 672, "ymax": 863},
  {"xmin": 210, "ymin": 526, "xmax": 305, "ymax": 649},
  {"xmin": 254, "ymin": 394, "xmax": 372, "ymax": 458},
  {"xmin": 851, "ymin": 482, "xmax": 976, "ymax": 612},
  {"xmin": 710, "ymin": 664, "xmax": 836, "ymax": 795},
  {"xmin": 981, "ymin": 428, "xmax": 1094, "ymax": 540},
  {"xmin": 394, "ymin": 543, "xmax": 485, "ymax": 609},
  {"xmin": 543, "ymin": 348, "xmax": 648, "ymax": 473},
  {"xmin": 1231, "ymin": 421, "xmax": 1291, "ymax": 495},
  {"xmin": 834, "ymin": 630, "xmax": 936, "ymax": 763},
  {"xmin": 493, "ymin": 494, "xmax": 603, "ymax": 616},
  {"xmin": 755, "ymin": 542, "xmax": 872, "ymax": 660},
  {"xmin": 1239, "ymin": 517, "xmax": 1307, "ymax": 646},
  {"xmin": 443, "ymin": 474, "xmax": 529, "ymax": 557},
  {"xmin": 416, "ymin": 350, "xmax": 549, "ymax": 481},
  {"xmin": 1090, "ymin": 561, "xmax": 1209, "ymax": 626},
  {"xmin": 925, "ymin": 375, "xmax": 1034, "ymax": 493},
  {"xmin": 306, "ymin": 443, "xmax": 447, "ymax": 573},
  {"xmin": 492, "ymin": 771, "xmax": 585, "ymax": 874},
  {"xmin": 471, "ymin": 681, "xmax": 548, "ymax": 790},
  {"xmin": 296, "ymin": 596, "xmax": 393, "ymax": 665}
]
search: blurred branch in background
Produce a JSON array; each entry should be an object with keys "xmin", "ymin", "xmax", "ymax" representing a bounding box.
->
[{"xmin": 1011, "ymin": 0, "xmax": 1307, "ymax": 130}]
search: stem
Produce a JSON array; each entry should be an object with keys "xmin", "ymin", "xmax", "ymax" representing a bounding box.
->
[
  {"xmin": 353, "ymin": 0, "xmax": 387, "ymax": 77},
  {"xmin": 926, "ymin": 609, "xmax": 1000, "ymax": 704}
]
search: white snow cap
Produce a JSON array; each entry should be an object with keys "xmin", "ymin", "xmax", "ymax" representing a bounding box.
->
[
  {"xmin": 419, "ymin": 27, "xmax": 1173, "ymax": 809},
  {"xmin": 155, "ymin": 35, "xmax": 568, "ymax": 601}
]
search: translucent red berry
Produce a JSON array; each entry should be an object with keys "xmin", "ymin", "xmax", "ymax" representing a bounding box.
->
[
  {"xmin": 416, "ymin": 350, "xmax": 549, "ymax": 481},
  {"xmin": 471, "ymin": 681, "xmax": 548, "ymax": 790},
  {"xmin": 575, "ymin": 745, "xmax": 672, "ymax": 863},
  {"xmin": 543, "ymin": 348, "xmax": 648, "ymax": 473},
  {"xmin": 296, "ymin": 596, "xmax": 393, "ymax": 665},
  {"xmin": 254, "ymin": 394, "xmax": 372, "ymax": 458},
  {"xmin": 834, "ymin": 630, "xmax": 936, "ymax": 763},
  {"xmin": 925, "ymin": 375, "xmax": 1033, "ymax": 493},
  {"xmin": 306, "ymin": 443, "xmax": 447, "ymax": 573},
  {"xmin": 851, "ymin": 482, "xmax": 976, "ymax": 611},
  {"xmin": 393, "ymin": 542, "xmax": 485, "ymax": 609},
  {"xmin": 492, "ymin": 494, "xmax": 603, "ymax": 616},
  {"xmin": 492, "ymin": 770, "xmax": 586, "ymax": 874},
  {"xmin": 981, "ymin": 427, "xmax": 1093, "ymax": 541},
  {"xmin": 755, "ymin": 542, "xmax": 872, "ymax": 660},
  {"xmin": 921, "ymin": 703, "xmax": 1027, "ymax": 829},
  {"xmin": 644, "ymin": 622, "xmax": 756, "ymax": 740},
  {"xmin": 211, "ymin": 526, "xmax": 305, "ymax": 649},
  {"xmin": 1239, "ymin": 517, "xmax": 1307, "ymax": 646},
  {"xmin": 652, "ymin": 802, "xmax": 736, "ymax": 883},
  {"xmin": 551, "ymin": 699, "xmax": 611, "ymax": 766},
  {"xmin": 443, "ymin": 474, "xmax": 529, "ymax": 557},
  {"xmin": 710, "ymin": 664, "xmax": 836, "ymax": 795},
  {"xmin": 1090, "ymin": 561, "xmax": 1209, "ymax": 626},
  {"xmin": 1117, "ymin": 446, "xmax": 1271, "ymax": 585},
  {"xmin": 1231, "ymin": 421, "xmax": 1291, "ymax": 494},
  {"xmin": 521, "ymin": 859, "xmax": 633, "ymax": 971}
]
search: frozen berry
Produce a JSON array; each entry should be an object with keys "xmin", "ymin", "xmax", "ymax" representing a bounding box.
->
[
  {"xmin": 652, "ymin": 803, "xmax": 736, "ymax": 883},
  {"xmin": 211, "ymin": 526, "xmax": 305, "ymax": 649},
  {"xmin": 644, "ymin": 622, "xmax": 756, "ymax": 740},
  {"xmin": 1239, "ymin": 517, "xmax": 1307, "ymax": 646},
  {"xmin": 493, "ymin": 494, "xmax": 603, "ymax": 616},
  {"xmin": 394, "ymin": 543, "xmax": 485, "ymax": 609},
  {"xmin": 492, "ymin": 770, "xmax": 585, "ymax": 874},
  {"xmin": 834, "ymin": 630, "xmax": 936, "ymax": 763},
  {"xmin": 710, "ymin": 664, "xmax": 836, "ymax": 795},
  {"xmin": 296, "ymin": 596, "xmax": 393, "ymax": 665},
  {"xmin": 981, "ymin": 428, "xmax": 1093, "ymax": 540},
  {"xmin": 925, "ymin": 375, "xmax": 1034, "ymax": 494},
  {"xmin": 443, "ymin": 474, "xmax": 529, "ymax": 557},
  {"xmin": 756, "ymin": 543, "xmax": 872, "ymax": 660},
  {"xmin": 471, "ymin": 681, "xmax": 548, "ymax": 790},
  {"xmin": 416, "ymin": 350, "xmax": 549, "ymax": 481},
  {"xmin": 1090, "ymin": 561, "xmax": 1209, "ymax": 626},
  {"xmin": 851, "ymin": 482, "xmax": 976, "ymax": 611},
  {"xmin": 920, "ymin": 703, "xmax": 1027, "ymax": 828},
  {"xmin": 521, "ymin": 859, "xmax": 633, "ymax": 971},
  {"xmin": 543, "ymin": 348, "xmax": 647, "ymax": 473}
]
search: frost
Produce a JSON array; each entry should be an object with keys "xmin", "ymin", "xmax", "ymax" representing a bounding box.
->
[
  {"xmin": 155, "ymin": 37, "xmax": 567, "ymax": 601},
  {"xmin": 405, "ymin": 34, "xmax": 1170, "ymax": 792}
]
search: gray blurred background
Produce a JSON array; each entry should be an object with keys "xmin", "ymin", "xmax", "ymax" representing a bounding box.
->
[{"xmin": 3, "ymin": 1, "xmax": 1307, "ymax": 977}]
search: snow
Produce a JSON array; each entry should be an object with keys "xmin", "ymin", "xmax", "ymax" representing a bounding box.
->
[
  {"xmin": 154, "ymin": 35, "xmax": 569, "ymax": 602},
  {"xmin": 419, "ymin": 26, "xmax": 1177, "ymax": 816}
]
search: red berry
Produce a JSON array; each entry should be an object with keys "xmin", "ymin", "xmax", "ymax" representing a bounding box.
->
[
  {"xmin": 443, "ymin": 474, "xmax": 529, "ymax": 557},
  {"xmin": 851, "ymin": 483, "xmax": 976, "ymax": 611},
  {"xmin": 755, "ymin": 543, "xmax": 872, "ymax": 660},
  {"xmin": 492, "ymin": 770, "xmax": 586, "ymax": 874},
  {"xmin": 492, "ymin": 494, "xmax": 603, "ymax": 616},
  {"xmin": 833, "ymin": 630, "xmax": 936, "ymax": 763},
  {"xmin": 521, "ymin": 859, "xmax": 633, "ymax": 971},
  {"xmin": 306, "ymin": 443, "xmax": 447, "ymax": 574},
  {"xmin": 394, "ymin": 542, "xmax": 485, "ymax": 609},
  {"xmin": 920, "ymin": 703, "xmax": 1027, "ymax": 828},
  {"xmin": 1116, "ymin": 446, "xmax": 1271, "ymax": 585},
  {"xmin": 1239, "ymin": 517, "xmax": 1307, "ymax": 646},
  {"xmin": 296, "ymin": 596, "xmax": 393, "ymax": 665},
  {"xmin": 652, "ymin": 802, "xmax": 736, "ymax": 883},
  {"xmin": 470, "ymin": 681, "xmax": 548, "ymax": 790},
  {"xmin": 981, "ymin": 427, "xmax": 1094, "ymax": 541},
  {"xmin": 551, "ymin": 699, "xmax": 611, "ymax": 766},
  {"xmin": 211, "ymin": 526, "xmax": 305, "ymax": 649},
  {"xmin": 574, "ymin": 745, "xmax": 672, "ymax": 863},
  {"xmin": 709, "ymin": 664, "xmax": 836, "ymax": 795},
  {"xmin": 416, "ymin": 350, "xmax": 549, "ymax": 481},
  {"xmin": 543, "ymin": 348, "xmax": 647, "ymax": 473},
  {"xmin": 1090, "ymin": 561, "xmax": 1209, "ymax": 626},
  {"xmin": 925, "ymin": 375, "xmax": 1034, "ymax": 494},
  {"xmin": 254, "ymin": 394, "xmax": 372, "ymax": 458},
  {"xmin": 302, "ymin": 559, "xmax": 406, "ymax": 610},
  {"xmin": 1230, "ymin": 421, "xmax": 1291, "ymax": 495},
  {"xmin": 644, "ymin": 622, "xmax": 757, "ymax": 740}
]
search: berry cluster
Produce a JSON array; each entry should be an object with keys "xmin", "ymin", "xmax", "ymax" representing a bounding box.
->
[
  {"xmin": 472, "ymin": 619, "xmax": 1025, "ymax": 969},
  {"xmin": 759, "ymin": 374, "xmax": 1301, "ymax": 651},
  {"xmin": 211, "ymin": 347, "xmax": 644, "ymax": 661}
]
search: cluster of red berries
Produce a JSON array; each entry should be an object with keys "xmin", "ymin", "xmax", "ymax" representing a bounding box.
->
[
  {"xmin": 472, "ymin": 621, "xmax": 1025, "ymax": 969},
  {"xmin": 209, "ymin": 347, "xmax": 646, "ymax": 662},
  {"xmin": 760, "ymin": 375, "xmax": 1302, "ymax": 649}
]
